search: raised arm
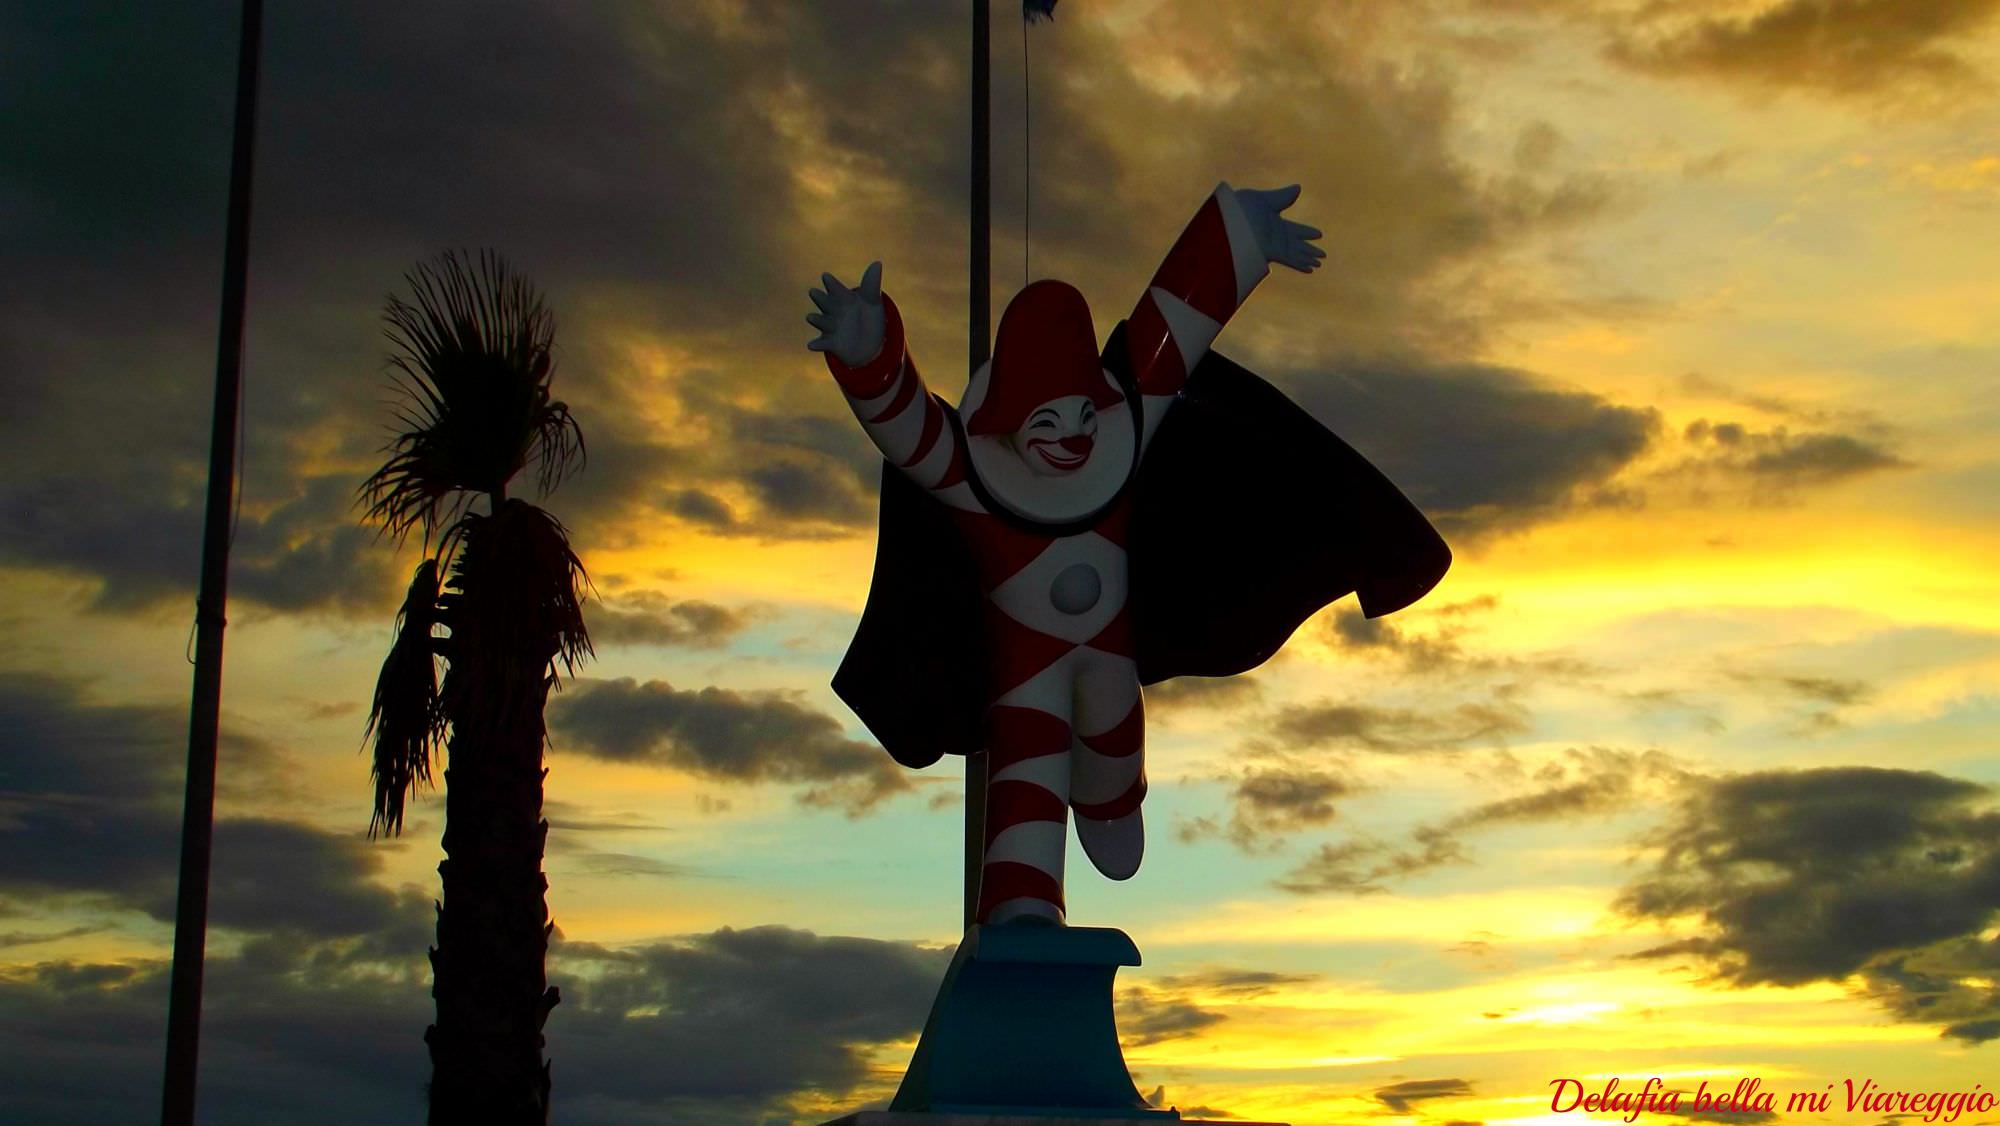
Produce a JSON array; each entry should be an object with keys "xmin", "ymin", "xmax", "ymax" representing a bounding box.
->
[
  {"xmin": 808, "ymin": 263, "xmax": 977, "ymax": 510},
  {"xmin": 1124, "ymin": 184, "xmax": 1323, "ymax": 440}
]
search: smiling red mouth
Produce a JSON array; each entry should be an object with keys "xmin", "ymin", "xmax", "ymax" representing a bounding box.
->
[{"xmin": 1028, "ymin": 435, "xmax": 1092, "ymax": 469}]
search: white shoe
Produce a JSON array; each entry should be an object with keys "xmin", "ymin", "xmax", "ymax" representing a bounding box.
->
[{"xmin": 1076, "ymin": 808, "xmax": 1144, "ymax": 880}]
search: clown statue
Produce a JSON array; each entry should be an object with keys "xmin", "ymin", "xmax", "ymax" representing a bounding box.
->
[{"xmin": 808, "ymin": 182, "xmax": 1450, "ymax": 929}]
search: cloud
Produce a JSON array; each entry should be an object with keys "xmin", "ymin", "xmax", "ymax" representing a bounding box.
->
[
  {"xmin": 1279, "ymin": 746, "xmax": 1694, "ymax": 893},
  {"xmin": 0, "ymin": 669, "xmax": 928, "ymax": 1119},
  {"xmin": 0, "ymin": 672, "xmax": 438, "ymax": 961},
  {"xmin": 0, "ymin": 461, "xmax": 409, "ymax": 617},
  {"xmin": 1660, "ymin": 418, "xmax": 1911, "ymax": 498},
  {"xmin": 1323, "ymin": 602, "xmax": 1598, "ymax": 681},
  {"xmin": 0, "ymin": 924, "xmax": 949, "ymax": 1126},
  {"xmin": 1116, "ymin": 985, "xmax": 1228, "ymax": 1046},
  {"xmin": 0, "ymin": 950, "xmax": 431, "ymax": 1126},
  {"xmin": 1617, "ymin": 766, "xmax": 2000, "ymax": 1040},
  {"xmin": 0, "ymin": 0, "xmax": 911, "ymax": 606},
  {"xmin": 545, "ymin": 927, "xmax": 950, "ymax": 1120},
  {"xmin": 548, "ymin": 677, "xmax": 914, "ymax": 814},
  {"xmin": 1152, "ymin": 968, "xmax": 1321, "ymax": 999},
  {"xmin": 0, "ymin": 0, "xmax": 1658, "ymax": 620},
  {"xmin": 1144, "ymin": 674, "xmax": 1266, "ymax": 717},
  {"xmin": 1376, "ymin": 1078, "xmax": 1475, "ymax": 1113},
  {"xmin": 1177, "ymin": 765, "xmax": 1352, "ymax": 851},
  {"xmin": 1278, "ymin": 828, "xmax": 1473, "ymax": 895},
  {"xmin": 1723, "ymin": 668, "xmax": 1873, "ymax": 734},
  {"xmin": 1276, "ymin": 359, "xmax": 1660, "ymax": 542},
  {"xmin": 587, "ymin": 591, "xmax": 751, "ymax": 649},
  {"xmin": 1268, "ymin": 697, "xmax": 1533, "ymax": 753},
  {"xmin": 1605, "ymin": 0, "xmax": 2000, "ymax": 101},
  {"xmin": 545, "ymin": 834, "xmax": 691, "ymax": 882}
]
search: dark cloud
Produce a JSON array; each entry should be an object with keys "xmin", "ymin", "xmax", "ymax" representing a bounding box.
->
[
  {"xmin": 540, "ymin": 800, "xmax": 673, "ymax": 834},
  {"xmin": 1618, "ymin": 766, "xmax": 2000, "ymax": 1040},
  {"xmin": 1324, "ymin": 604, "xmax": 1598, "ymax": 681},
  {"xmin": 1276, "ymin": 359, "xmax": 1659, "ymax": 541},
  {"xmin": 1606, "ymin": 0, "xmax": 2000, "ymax": 100},
  {"xmin": 587, "ymin": 591, "xmax": 751, "ymax": 649},
  {"xmin": 1000, "ymin": 3, "xmax": 1626, "ymax": 358},
  {"xmin": 548, "ymin": 677, "xmax": 913, "ymax": 814},
  {"xmin": 544, "ymin": 832, "xmax": 691, "ymax": 882},
  {"xmin": 0, "ymin": 460, "xmax": 404, "ymax": 617},
  {"xmin": 0, "ymin": 0, "xmax": 921, "ymax": 605},
  {"xmin": 1278, "ymin": 827, "xmax": 1472, "ymax": 895},
  {"xmin": 1145, "ymin": 674, "xmax": 1265, "ymax": 716},
  {"xmin": 0, "ymin": 674, "xmax": 208, "ymax": 911},
  {"xmin": 0, "ymin": 924, "xmax": 949, "ymax": 1126},
  {"xmin": 1177, "ymin": 766, "xmax": 1352, "ymax": 852},
  {"xmin": 1280, "ymin": 746, "xmax": 1693, "ymax": 893},
  {"xmin": 0, "ymin": 925, "xmax": 105, "ymax": 950},
  {"xmin": 1458, "ymin": 747, "xmax": 1694, "ymax": 827},
  {"xmin": 1662, "ymin": 418, "xmax": 1911, "ymax": 497},
  {"xmin": 1724, "ymin": 669, "xmax": 1872, "ymax": 734},
  {"xmin": 1268, "ymin": 697, "xmax": 1532, "ymax": 752},
  {"xmin": 1116, "ymin": 986, "xmax": 1228, "ymax": 1046},
  {"xmin": 1152, "ymin": 969, "xmax": 1321, "ymax": 999},
  {"xmin": 665, "ymin": 488, "xmax": 739, "ymax": 530},
  {"xmin": 550, "ymin": 373, "xmax": 882, "ymax": 542},
  {"xmin": 1376, "ymin": 1078, "xmax": 1475, "ymax": 1113},
  {"xmin": 545, "ymin": 927, "xmax": 949, "ymax": 1120},
  {"xmin": 0, "ymin": 951, "xmax": 429, "ymax": 1126},
  {"xmin": 1, "ymin": 0, "xmax": 1655, "ymax": 610},
  {"xmin": 0, "ymin": 672, "xmax": 940, "ymax": 1126},
  {"xmin": 0, "ymin": 674, "xmax": 432, "ymax": 954}
]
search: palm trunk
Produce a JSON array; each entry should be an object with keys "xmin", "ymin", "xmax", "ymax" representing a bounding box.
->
[
  {"xmin": 426, "ymin": 499, "xmax": 561, "ymax": 1126},
  {"xmin": 426, "ymin": 704, "xmax": 558, "ymax": 1124}
]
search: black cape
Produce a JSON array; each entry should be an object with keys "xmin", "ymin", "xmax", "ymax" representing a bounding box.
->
[{"xmin": 833, "ymin": 332, "xmax": 1452, "ymax": 769}]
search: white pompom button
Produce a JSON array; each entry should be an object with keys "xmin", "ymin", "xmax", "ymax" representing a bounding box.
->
[{"xmin": 1050, "ymin": 562, "xmax": 1102, "ymax": 615}]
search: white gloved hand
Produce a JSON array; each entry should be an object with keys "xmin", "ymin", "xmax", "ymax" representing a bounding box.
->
[
  {"xmin": 1236, "ymin": 185, "xmax": 1325, "ymax": 273},
  {"xmin": 806, "ymin": 260, "xmax": 887, "ymax": 367}
]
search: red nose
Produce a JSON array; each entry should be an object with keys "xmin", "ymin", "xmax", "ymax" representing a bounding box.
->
[{"xmin": 1058, "ymin": 435, "xmax": 1094, "ymax": 456}]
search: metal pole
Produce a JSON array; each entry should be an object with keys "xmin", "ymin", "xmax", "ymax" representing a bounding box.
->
[
  {"xmin": 964, "ymin": 0, "xmax": 991, "ymax": 933},
  {"xmin": 162, "ymin": 2, "xmax": 262, "ymax": 1122}
]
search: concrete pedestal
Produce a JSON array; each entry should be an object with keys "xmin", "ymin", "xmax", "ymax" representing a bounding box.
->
[
  {"xmin": 888, "ymin": 924, "xmax": 1160, "ymax": 1117},
  {"xmin": 819, "ymin": 925, "xmax": 1288, "ymax": 1125}
]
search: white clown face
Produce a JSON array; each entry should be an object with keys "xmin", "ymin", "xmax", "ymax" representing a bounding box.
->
[{"xmin": 1009, "ymin": 394, "xmax": 1101, "ymax": 477}]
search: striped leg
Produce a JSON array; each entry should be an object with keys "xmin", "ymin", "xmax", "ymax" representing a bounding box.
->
[
  {"xmin": 1070, "ymin": 653, "xmax": 1146, "ymax": 881},
  {"xmin": 977, "ymin": 701, "xmax": 1073, "ymax": 925}
]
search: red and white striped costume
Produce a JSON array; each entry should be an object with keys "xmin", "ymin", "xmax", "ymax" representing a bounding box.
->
[{"xmin": 825, "ymin": 184, "xmax": 1271, "ymax": 925}]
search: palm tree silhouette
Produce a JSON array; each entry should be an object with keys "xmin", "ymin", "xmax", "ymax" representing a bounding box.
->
[{"xmin": 360, "ymin": 249, "xmax": 589, "ymax": 1125}]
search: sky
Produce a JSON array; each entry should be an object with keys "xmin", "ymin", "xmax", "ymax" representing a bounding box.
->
[{"xmin": 2, "ymin": 0, "xmax": 1998, "ymax": 1122}]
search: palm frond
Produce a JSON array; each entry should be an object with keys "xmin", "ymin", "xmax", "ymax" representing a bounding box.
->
[
  {"xmin": 366, "ymin": 557, "xmax": 446, "ymax": 837},
  {"xmin": 454, "ymin": 499, "xmax": 593, "ymax": 669},
  {"xmin": 356, "ymin": 249, "xmax": 585, "ymax": 550}
]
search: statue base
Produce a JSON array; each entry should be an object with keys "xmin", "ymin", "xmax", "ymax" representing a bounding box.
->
[
  {"xmin": 879, "ymin": 924, "xmax": 1171, "ymax": 1119},
  {"xmin": 818, "ymin": 925, "xmax": 1288, "ymax": 1123}
]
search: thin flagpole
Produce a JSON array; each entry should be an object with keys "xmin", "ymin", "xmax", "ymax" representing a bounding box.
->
[
  {"xmin": 162, "ymin": 1, "xmax": 263, "ymax": 1122},
  {"xmin": 965, "ymin": 0, "xmax": 991, "ymax": 933}
]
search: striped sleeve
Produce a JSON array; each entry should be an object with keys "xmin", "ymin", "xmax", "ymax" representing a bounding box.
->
[
  {"xmin": 825, "ymin": 294, "xmax": 976, "ymax": 507},
  {"xmin": 1122, "ymin": 182, "xmax": 1269, "ymax": 398}
]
